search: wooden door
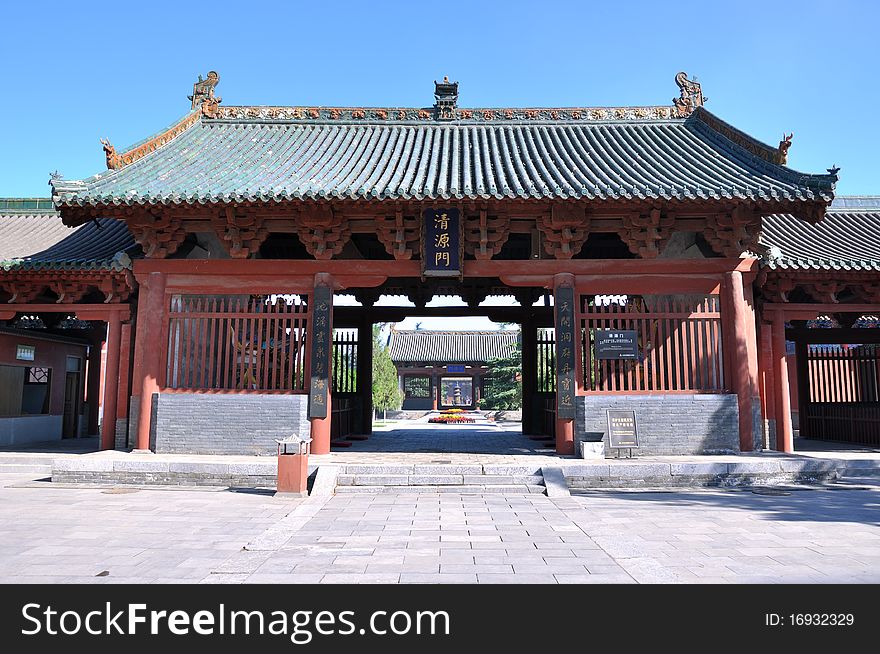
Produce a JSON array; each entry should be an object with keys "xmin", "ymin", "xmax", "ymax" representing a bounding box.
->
[{"xmin": 62, "ymin": 372, "xmax": 81, "ymax": 438}]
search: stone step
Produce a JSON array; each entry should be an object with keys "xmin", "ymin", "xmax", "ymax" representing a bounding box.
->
[
  {"xmin": 0, "ymin": 455, "xmax": 58, "ymax": 465},
  {"xmin": 0, "ymin": 463, "xmax": 53, "ymax": 474},
  {"xmin": 335, "ymin": 484, "xmax": 547, "ymax": 494},
  {"xmin": 336, "ymin": 474, "xmax": 544, "ymax": 487}
]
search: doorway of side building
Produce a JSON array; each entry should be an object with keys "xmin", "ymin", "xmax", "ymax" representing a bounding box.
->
[{"xmin": 788, "ymin": 316, "xmax": 880, "ymax": 449}]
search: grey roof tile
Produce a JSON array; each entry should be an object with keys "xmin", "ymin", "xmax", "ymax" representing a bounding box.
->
[
  {"xmin": 51, "ymin": 108, "xmax": 836, "ymax": 208},
  {"xmin": 0, "ymin": 202, "xmax": 136, "ymax": 271},
  {"xmin": 390, "ymin": 330, "xmax": 519, "ymax": 364},
  {"xmin": 762, "ymin": 197, "xmax": 880, "ymax": 271}
]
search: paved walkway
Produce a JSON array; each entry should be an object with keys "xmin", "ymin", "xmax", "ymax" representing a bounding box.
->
[{"xmin": 1, "ymin": 469, "xmax": 878, "ymax": 584}]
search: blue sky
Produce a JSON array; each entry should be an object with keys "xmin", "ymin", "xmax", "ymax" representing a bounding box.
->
[{"xmin": 0, "ymin": 0, "xmax": 876, "ymax": 197}]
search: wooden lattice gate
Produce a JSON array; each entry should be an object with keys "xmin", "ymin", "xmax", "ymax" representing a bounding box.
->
[{"xmin": 801, "ymin": 344, "xmax": 880, "ymax": 445}]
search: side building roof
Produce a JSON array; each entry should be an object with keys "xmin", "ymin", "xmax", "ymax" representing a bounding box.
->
[
  {"xmin": 761, "ymin": 197, "xmax": 880, "ymax": 271},
  {"xmin": 0, "ymin": 198, "xmax": 136, "ymax": 271},
  {"xmin": 390, "ymin": 330, "xmax": 519, "ymax": 364}
]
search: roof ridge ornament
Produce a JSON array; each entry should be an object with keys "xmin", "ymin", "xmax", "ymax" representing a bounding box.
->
[
  {"xmin": 673, "ymin": 71, "xmax": 706, "ymax": 117},
  {"xmin": 777, "ymin": 133, "xmax": 793, "ymax": 165},
  {"xmin": 189, "ymin": 71, "xmax": 222, "ymax": 118},
  {"xmin": 434, "ymin": 76, "xmax": 458, "ymax": 120}
]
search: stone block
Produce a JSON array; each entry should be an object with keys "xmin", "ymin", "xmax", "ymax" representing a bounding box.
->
[
  {"xmin": 343, "ymin": 464, "xmax": 414, "ymax": 475},
  {"xmin": 562, "ymin": 464, "xmax": 610, "ymax": 478},
  {"xmin": 227, "ymin": 462, "xmax": 277, "ymax": 476},
  {"xmin": 413, "ymin": 464, "xmax": 482, "ymax": 475},
  {"xmin": 168, "ymin": 462, "xmax": 231, "ymax": 474},
  {"xmin": 354, "ymin": 475, "xmax": 410, "ymax": 486},
  {"xmin": 670, "ymin": 462, "xmax": 729, "ymax": 476},
  {"xmin": 482, "ymin": 464, "xmax": 543, "ymax": 476},
  {"xmin": 408, "ymin": 475, "xmax": 465, "ymax": 485},
  {"xmin": 726, "ymin": 460, "xmax": 782, "ymax": 474},
  {"xmin": 53, "ymin": 457, "xmax": 114, "ymax": 472},
  {"xmin": 581, "ymin": 441, "xmax": 605, "ymax": 459},
  {"xmin": 113, "ymin": 459, "xmax": 171, "ymax": 473},
  {"xmin": 609, "ymin": 463, "xmax": 672, "ymax": 479}
]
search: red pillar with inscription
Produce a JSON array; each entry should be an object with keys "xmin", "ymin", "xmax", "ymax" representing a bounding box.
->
[
  {"xmin": 309, "ymin": 275, "xmax": 333, "ymax": 455},
  {"xmin": 553, "ymin": 273, "xmax": 576, "ymax": 455},
  {"xmin": 134, "ymin": 271, "xmax": 166, "ymax": 452}
]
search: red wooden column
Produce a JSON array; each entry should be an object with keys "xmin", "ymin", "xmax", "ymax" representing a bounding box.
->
[
  {"xmin": 520, "ymin": 315, "xmax": 537, "ymax": 435},
  {"xmin": 758, "ymin": 319, "xmax": 777, "ymax": 448},
  {"xmin": 86, "ymin": 332, "xmax": 103, "ymax": 436},
  {"xmin": 115, "ymin": 322, "xmax": 133, "ymax": 448},
  {"xmin": 554, "ymin": 273, "xmax": 576, "ymax": 455},
  {"xmin": 723, "ymin": 271, "xmax": 755, "ymax": 452},
  {"xmin": 133, "ymin": 271, "xmax": 166, "ymax": 452},
  {"xmin": 358, "ymin": 314, "xmax": 373, "ymax": 436},
  {"xmin": 771, "ymin": 309, "xmax": 794, "ymax": 453},
  {"xmin": 100, "ymin": 312, "xmax": 122, "ymax": 450}
]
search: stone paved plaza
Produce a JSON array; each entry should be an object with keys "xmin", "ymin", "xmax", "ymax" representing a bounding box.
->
[{"xmin": 1, "ymin": 469, "xmax": 878, "ymax": 584}]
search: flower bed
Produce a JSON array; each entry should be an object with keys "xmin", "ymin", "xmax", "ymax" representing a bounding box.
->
[{"xmin": 428, "ymin": 412, "xmax": 476, "ymax": 424}]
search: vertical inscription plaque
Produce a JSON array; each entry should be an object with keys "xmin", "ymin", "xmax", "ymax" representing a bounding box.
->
[
  {"xmin": 308, "ymin": 285, "xmax": 332, "ymax": 419},
  {"xmin": 555, "ymin": 285, "xmax": 576, "ymax": 420}
]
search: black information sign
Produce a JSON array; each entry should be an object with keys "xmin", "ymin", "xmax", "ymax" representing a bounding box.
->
[
  {"xmin": 422, "ymin": 208, "xmax": 462, "ymax": 278},
  {"xmin": 308, "ymin": 285, "xmax": 332, "ymax": 419},
  {"xmin": 595, "ymin": 329, "xmax": 639, "ymax": 360},
  {"xmin": 607, "ymin": 409, "xmax": 639, "ymax": 448},
  {"xmin": 555, "ymin": 285, "xmax": 576, "ymax": 420}
]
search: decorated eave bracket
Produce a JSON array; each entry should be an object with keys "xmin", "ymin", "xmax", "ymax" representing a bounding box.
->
[
  {"xmin": 211, "ymin": 208, "xmax": 269, "ymax": 258},
  {"xmin": 537, "ymin": 205, "xmax": 591, "ymax": 259},
  {"xmin": 757, "ymin": 270, "xmax": 880, "ymax": 305},
  {"xmin": 375, "ymin": 208, "xmax": 421, "ymax": 260},
  {"xmin": 0, "ymin": 270, "xmax": 136, "ymax": 305},
  {"xmin": 619, "ymin": 208, "xmax": 674, "ymax": 258}
]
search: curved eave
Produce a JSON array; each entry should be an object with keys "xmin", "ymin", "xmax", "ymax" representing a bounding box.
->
[{"xmin": 51, "ymin": 108, "xmax": 838, "ymax": 215}]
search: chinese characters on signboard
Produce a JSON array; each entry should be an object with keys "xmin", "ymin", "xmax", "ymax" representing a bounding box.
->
[
  {"xmin": 595, "ymin": 329, "xmax": 639, "ymax": 360},
  {"xmin": 308, "ymin": 286, "xmax": 332, "ymax": 419},
  {"xmin": 422, "ymin": 208, "xmax": 462, "ymax": 278},
  {"xmin": 606, "ymin": 409, "xmax": 639, "ymax": 448},
  {"xmin": 555, "ymin": 285, "xmax": 576, "ymax": 419}
]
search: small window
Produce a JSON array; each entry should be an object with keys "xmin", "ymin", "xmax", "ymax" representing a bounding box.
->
[{"xmin": 66, "ymin": 356, "xmax": 82, "ymax": 372}]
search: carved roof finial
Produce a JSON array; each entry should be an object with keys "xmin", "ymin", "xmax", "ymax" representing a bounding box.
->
[
  {"xmin": 434, "ymin": 77, "xmax": 459, "ymax": 121},
  {"xmin": 777, "ymin": 133, "xmax": 793, "ymax": 165},
  {"xmin": 100, "ymin": 138, "xmax": 120, "ymax": 170},
  {"xmin": 673, "ymin": 71, "xmax": 706, "ymax": 117},
  {"xmin": 189, "ymin": 71, "xmax": 222, "ymax": 117}
]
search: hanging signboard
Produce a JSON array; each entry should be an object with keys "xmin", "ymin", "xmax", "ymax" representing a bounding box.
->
[
  {"xmin": 16, "ymin": 345, "xmax": 35, "ymax": 361},
  {"xmin": 446, "ymin": 364, "xmax": 466, "ymax": 373},
  {"xmin": 607, "ymin": 409, "xmax": 639, "ymax": 448},
  {"xmin": 308, "ymin": 285, "xmax": 332, "ymax": 419},
  {"xmin": 555, "ymin": 285, "xmax": 576, "ymax": 420},
  {"xmin": 422, "ymin": 208, "xmax": 462, "ymax": 278},
  {"xmin": 595, "ymin": 329, "xmax": 639, "ymax": 360}
]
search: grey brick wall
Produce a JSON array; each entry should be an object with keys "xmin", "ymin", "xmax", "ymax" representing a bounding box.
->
[
  {"xmin": 575, "ymin": 394, "xmax": 739, "ymax": 456},
  {"xmin": 153, "ymin": 393, "xmax": 309, "ymax": 455}
]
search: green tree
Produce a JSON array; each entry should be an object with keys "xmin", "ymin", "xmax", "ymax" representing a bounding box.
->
[
  {"xmin": 372, "ymin": 324, "xmax": 402, "ymax": 419},
  {"xmin": 482, "ymin": 339, "xmax": 522, "ymax": 410}
]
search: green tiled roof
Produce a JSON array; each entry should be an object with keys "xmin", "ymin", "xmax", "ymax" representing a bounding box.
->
[
  {"xmin": 0, "ymin": 200, "xmax": 136, "ymax": 272},
  {"xmin": 51, "ymin": 106, "xmax": 837, "ymax": 211},
  {"xmin": 761, "ymin": 197, "xmax": 880, "ymax": 271}
]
